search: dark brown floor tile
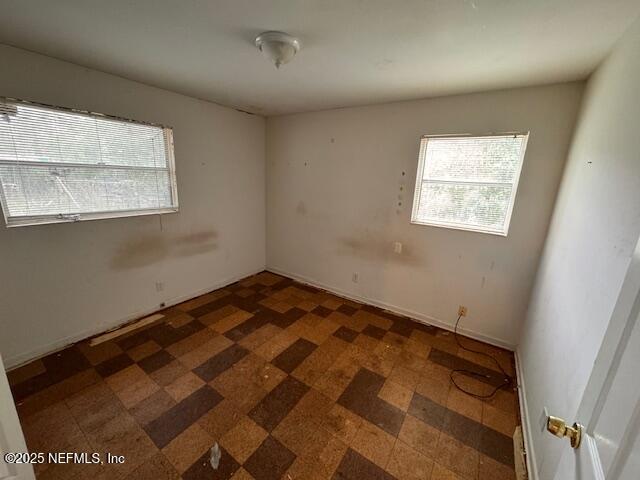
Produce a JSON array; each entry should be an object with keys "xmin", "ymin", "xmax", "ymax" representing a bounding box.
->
[
  {"xmin": 95, "ymin": 353, "xmax": 135, "ymax": 378},
  {"xmin": 271, "ymin": 338, "xmax": 317, "ymax": 374},
  {"xmin": 362, "ymin": 325, "xmax": 387, "ymax": 340},
  {"xmin": 138, "ymin": 349, "xmax": 175, "ymax": 374},
  {"xmin": 336, "ymin": 368, "xmax": 403, "ymax": 436},
  {"xmin": 337, "ymin": 304, "xmax": 358, "ymax": 316},
  {"xmin": 127, "ymin": 340, "xmax": 162, "ymax": 361},
  {"xmin": 407, "ymin": 391, "xmax": 447, "ymax": 430},
  {"xmin": 41, "ymin": 345, "xmax": 92, "ymax": 376},
  {"xmin": 117, "ymin": 330, "xmax": 153, "ymax": 351},
  {"xmin": 441, "ymin": 409, "xmax": 483, "ymax": 449},
  {"xmin": 332, "ymin": 448, "xmax": 396, "ymax": 480},
  {"xmin": 182, "ymin": 445, "xmax": 240, "ymax": 480},
  {"xmin": 199, "ymin": 304, "xmax": 239, "ymax": 326},
  {"xmin": 312, "ymin": 305, "xmax": 333, "ymax": 318},
  {"xmin": 337, "ymin": 368, "xmax": 385, "ymax": 410},
  {"xmin": 224, "ymin": 314, "xmax": 271, "ymax": 342},
  {"xmin": 12, "ymin": 348, "xmax": 93, "ymax": 402},
  {"xmin": 429, "ymin": 349, "xmax": 507, "ymax": 387},
  {"xmin": 249, "ymin": 376, "xmax": 309, "ymax": 432},
  {"xmin": 243, "ymin": 436, "xmax": 296, "ymax": 480},
  {"xmin": 147, "ymin": 320, "xmax": 206, "ymax": 348},
  {"xmin": 268, "ymin": 307, "xmax": 305, "ymax": 329},
  {"xmin": 17, "ymin": 369, "xmax": 101, "ymax": 417},
  {"xmin": 7, "ymin": 359, "xmax": 46, "ymax": 386},
  {"xmin": 479, "ymin": 425, "xmax": 515, "ymax": 467},
  {"xmin": 362, "ymin": 397, "xmax": 404, "ymax": 436},
  {"xmin": 144, "ymin": 385, "xmax": 223, "ymax": 448},
  {"xmin": 333, "ymin": 326, "xmax": 359, "ymax": 343},
  {"xmin": 188, "ymin": 297, "xmax": 234, "ymax": 319},
  {"xmin": 78, "ymin": 341, "xmax": 124, "ymax": 365},
  {"xmin": 388, "ymin": 319, "xmax": 415, "ymax": 338},
  {"xmin": 193, "ymin": 344, "xmax": 250, "ymax": 382},
  {"xmin": 11, "ymin": 372, "xmax": 59, "ymax": 403}
]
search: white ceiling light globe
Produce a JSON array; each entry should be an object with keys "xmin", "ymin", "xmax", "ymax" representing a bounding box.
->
[{"xmin": 255, "ymin": 31, "xmax": 301, "ymax": 68}]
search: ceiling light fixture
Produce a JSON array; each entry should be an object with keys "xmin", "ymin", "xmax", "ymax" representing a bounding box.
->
[{"xmin": 255, "ymin": 31, "xmax": 301, "ymax": 69}]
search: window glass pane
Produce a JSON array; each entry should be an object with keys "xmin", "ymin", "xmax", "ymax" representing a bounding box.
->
[
  {"xmin": 0, "ymin": 104, "xmax": 167, "ymax": 168},
  {"xmin": 416, "ymin": 181, "xmax": 512, "ymax": 230},
  {"xmin": 0, "ymin": 99, "xmax": 176, "ymax": 226},
  {"xmin": 412, "ymin": 134, "xmax": 527, "ymax": 234},
  {"xmin": 0, "ymin": 164, "xmax": 172, "ymax": 217},
  {"xmin": 423, "ymin": 136, "xmax": 525, "ymax": 183}
]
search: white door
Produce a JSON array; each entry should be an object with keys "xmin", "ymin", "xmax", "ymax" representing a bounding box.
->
[
  {"xmin": 0, "ymin": 354, "xmax": 35, "ymax": 480},
  {"xmin": 551, "ymin": 237, "xmax": 640, "ymax": 480}
]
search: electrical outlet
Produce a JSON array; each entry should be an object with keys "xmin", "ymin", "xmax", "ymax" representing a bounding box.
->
[
  {"xmin": 458, "ymin": 305, "xmax": 468, "ymax": 316},
  {"xmin": 352, "ymin": 273, "xmax": 359, "ymax": 283},
  {"xmin": 540, "ymin": 407, "xmax": 550, "ymax": 432},
  {"xmin": 155, "ymin": 281, "xmax": 164, "ymax": 292},
  {"xmin": 394, "ymin": 242, "xmax": 403, "ymax": 254}
]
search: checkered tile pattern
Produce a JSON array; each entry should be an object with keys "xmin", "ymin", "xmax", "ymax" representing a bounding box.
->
[{"xmin": 8, "ymin": 272, "xmax": 520, "ymax": 480}]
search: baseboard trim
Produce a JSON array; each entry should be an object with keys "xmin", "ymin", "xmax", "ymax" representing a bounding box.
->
[
  {"xmin": 266, "ymin": 266, "xmax": 515, "ymax": 351},
  {"xmin": 5, "ymin": 267, "xmax": 265, "ymax": 370},
  {"xmin": 515, "ymin": 349, "xmax": 538, "ymax": 480}
]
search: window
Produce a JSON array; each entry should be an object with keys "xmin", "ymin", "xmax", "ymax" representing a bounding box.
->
[
  {"xmin": 0, "ymin": 98, "xmax": 178, "ymax": 227},
  {"xmin": 411, "ymin": 133, "xmax": 528, "ymax": 236}
]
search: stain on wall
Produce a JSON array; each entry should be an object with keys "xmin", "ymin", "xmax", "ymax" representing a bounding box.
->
[
  {"xmin": 296, "ymin": 201, "xmax": 307, "ymax": 216},
  {"xmin": 111, "ymin": 230, "xmax": 218, "ymax": 269},
  {"xmin": 336, "ymin": 231, "xmax": 422, "ymax": 265}
]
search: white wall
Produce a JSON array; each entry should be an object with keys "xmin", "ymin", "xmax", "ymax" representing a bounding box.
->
[
  {"xmin": 0, "ymin": 45, "xmax": 266, "ymax": 368},
  {"xmin": 266, "ymin": 84, "xmax": 583, "ymax": 348},
  {"xmin": 518, "ymin": 18, "xmax": 640, "ymax": 480}
]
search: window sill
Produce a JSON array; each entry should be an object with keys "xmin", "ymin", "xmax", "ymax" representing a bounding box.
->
[
  {"xmin": 410, "ymin": 219, "xmax": 508, "ymax": 237},
  {"xmin": 4, "ymin": 207, "xmax": 179, "ymax": 228}
]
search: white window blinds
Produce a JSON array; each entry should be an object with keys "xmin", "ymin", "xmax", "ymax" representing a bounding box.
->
[
  {"xmin": 411, "ymin": 133, "xmax": 528, "ymax": 236},
  {"xmin": 0, "ymin": 98, "xmax": 178, "ymax": 227}
]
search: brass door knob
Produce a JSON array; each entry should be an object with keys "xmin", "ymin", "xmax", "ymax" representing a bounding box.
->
[{"xmin": 547, "ymin": 416, "xmax": 583, "ymax": 448}]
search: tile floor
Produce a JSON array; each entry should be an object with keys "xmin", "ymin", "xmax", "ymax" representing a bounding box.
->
[{"xmin": 8, "ymin": 271, "xmax": 519, "ymax": 480}]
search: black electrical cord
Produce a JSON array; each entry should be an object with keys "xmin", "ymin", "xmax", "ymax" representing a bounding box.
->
[{"xmin": 449, "ymin": 314, "xmax": 513, "ymax": 399}]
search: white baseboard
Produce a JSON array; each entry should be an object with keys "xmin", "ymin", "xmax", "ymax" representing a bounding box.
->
[
  {"xmin": 5, "ymin": 267, "xmax": 264, "ymax": 370},
  {"xmin": 515, "ymin": 350, "xmax": 538, "ymax": 480},
  {"xmin": 266, "ymin": 266, "xmax": 515, "ymax": 351}
]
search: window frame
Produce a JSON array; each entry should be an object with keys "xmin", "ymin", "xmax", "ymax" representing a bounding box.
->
[
  {"xmin": 410, "ymin": 132, "xmax": 529, "ymax": 236},
  {"xmin": 0, "ymin": 97, "xmax": 179, "ymax": 228}
]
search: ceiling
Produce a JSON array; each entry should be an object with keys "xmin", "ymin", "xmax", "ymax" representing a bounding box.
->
[{"xmin": 1, "ymin": 1, "xmax": 639, "ymax": 116}]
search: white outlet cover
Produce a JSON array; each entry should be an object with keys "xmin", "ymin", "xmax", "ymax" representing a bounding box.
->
[
  {"xmin": 394, "ymin": 242, "xmax": 402, "ymax": 254},
  {"xmin": 540, "ymin": 406, "xmax": 549, "ymax": 432}
]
